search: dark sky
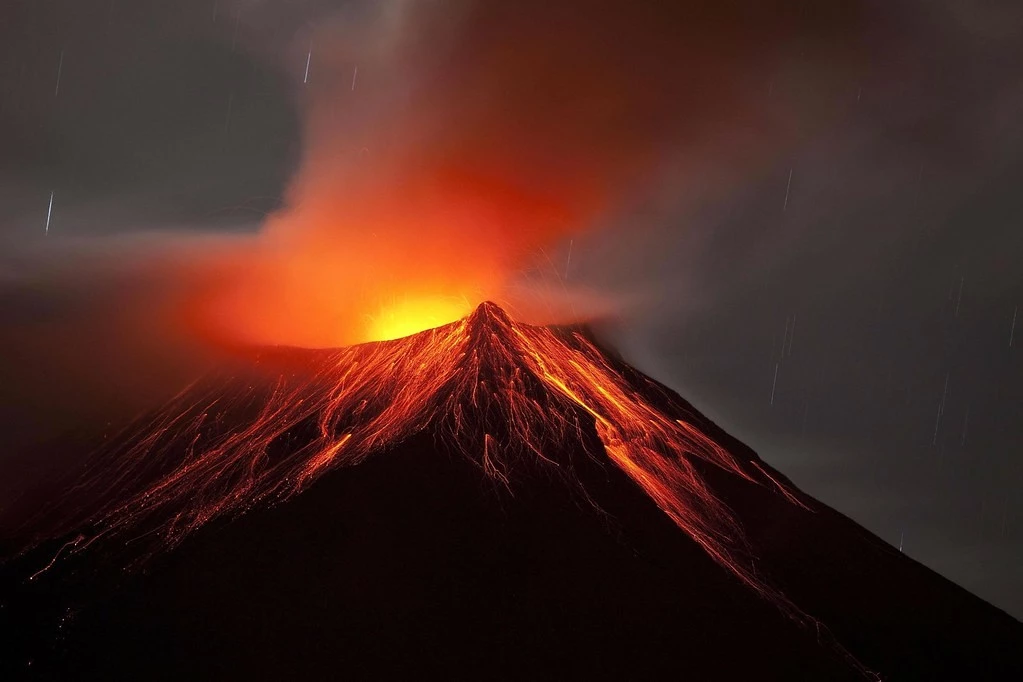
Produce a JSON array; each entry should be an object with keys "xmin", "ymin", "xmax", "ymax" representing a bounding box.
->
[{"xmin": 1, "ymin": 0, "xmax": 1022, "ymax": 617}]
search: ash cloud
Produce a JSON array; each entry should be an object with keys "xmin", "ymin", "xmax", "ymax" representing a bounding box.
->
[
  {"xmin": 0, "ymin": 0, "xmax": 881, "ymax": 491},
  {"xmin": 210, "ymin": 0, "xmax": 873, "ymax": 343}
]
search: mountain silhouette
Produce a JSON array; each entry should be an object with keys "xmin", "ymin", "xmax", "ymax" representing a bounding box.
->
[{"xmin": 2, "ymin": 302, "xmax": 1021, "ymax": 680}]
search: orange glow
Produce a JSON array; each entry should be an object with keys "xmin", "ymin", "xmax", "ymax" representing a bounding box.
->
[
  {"xmin": 177, "ymin": 0, "xmax": 851, "ymax": 349},
  {"xmin": 366, "ymin": 295, "xmax": 473, "ymax": 341},
  {"xmin": 184, "ymin": 6, "xmax": 615, "ymax": 349},
  {"xmin": 39, "ymin": 303, "xmax": 807, "ymax": 603},
  {"xmin": 25, "ymin": 302, "xmax": 876, "ymax": 679},
  {"xmin": 187, "ymin": 164, "xmax": 592, "ymax": 348}
]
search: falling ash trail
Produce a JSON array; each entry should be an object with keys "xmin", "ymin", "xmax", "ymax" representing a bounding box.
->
[
  {"xmin": 45, "ymin": 191, "xmax": 54, "ymax": 235},
  {"xmin": 782, "ymin": 168, "xmax": 793, "ymax": 212},
  {"xmin": 770, "ymin": 362, "xmax": 780, "ymax": 405},
  {"xmin": 54, "ymin": 50, "xmax": 64, "ymax": 97}
]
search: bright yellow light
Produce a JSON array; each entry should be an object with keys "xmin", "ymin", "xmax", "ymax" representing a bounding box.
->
[{"xmin": 366, "ymin": 296, "xmax": 473, "ymax": 341}]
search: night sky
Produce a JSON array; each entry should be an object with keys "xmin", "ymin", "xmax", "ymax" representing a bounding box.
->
[{"xmin": 2, "ymin": 0, "xmax": 1022, "ymax": 618}]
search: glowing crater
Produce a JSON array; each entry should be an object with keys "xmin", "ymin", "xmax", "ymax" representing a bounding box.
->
[{"xmin": 365, "ymin": 295, "xmax": 474, "ymax": 341}]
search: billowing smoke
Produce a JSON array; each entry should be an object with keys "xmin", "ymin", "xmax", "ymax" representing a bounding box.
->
[
  {"xmin": 194, "ymin": 0, "xmax": 870, "ymax": 347},
  {"xmin": 0, "ymin": 0, "xmax": 874, "ymax": 490}
]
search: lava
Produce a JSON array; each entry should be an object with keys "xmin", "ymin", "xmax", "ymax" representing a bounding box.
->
[
  {"xmin": 367, "ymin": 295, "xmax": 474, "ymax": 341},
  {"xmin": 14, "ymin": 301, "xmax": 887, "ymax": 677},
  {"xmin": 29, "ymin": 303, "xmax": 804, "ymax": 595}
]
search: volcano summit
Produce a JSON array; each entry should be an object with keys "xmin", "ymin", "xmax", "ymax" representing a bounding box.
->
[{"xmin": 2, "ymin": 303, "xmax": 1021, "ymax": 680}]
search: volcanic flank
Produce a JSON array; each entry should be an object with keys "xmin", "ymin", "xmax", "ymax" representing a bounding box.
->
[{"xmin": 2, "ymin": 303, "xmax": 1022, "ymax": 680}]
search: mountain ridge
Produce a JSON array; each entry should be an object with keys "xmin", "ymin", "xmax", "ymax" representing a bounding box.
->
[{"xmin": 3, "ymin": 302, "xmax": 1021, "ymax": 680}]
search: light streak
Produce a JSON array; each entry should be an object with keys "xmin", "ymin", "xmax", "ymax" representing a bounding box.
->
[
  {"xmin": 45, "ymin": 191, "xmax": 54, "ymax": 235},
  {"xmin": 54, "ymin": 50, "xmax": 64, "ymax": 97},
  {"xmin": 770, "ymin": 362, "xmax": 780, "ymax": 405},
  {"xmin": 783, "ymin": 168, "xmax": 793, "ymax": 211},
  {"xmin": 28, "ymin": 534, "xmax": 83, "ymax": 581}
]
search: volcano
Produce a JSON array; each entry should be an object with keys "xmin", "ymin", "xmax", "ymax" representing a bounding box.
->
[{"xmin": 2, "ymin": 302, "xmax": 1021, "ymax": 680}]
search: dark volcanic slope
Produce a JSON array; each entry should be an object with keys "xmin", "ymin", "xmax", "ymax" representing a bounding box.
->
[{"xmin": 2, "ymin": 303, "xmax": 1021, "ymax": 681}]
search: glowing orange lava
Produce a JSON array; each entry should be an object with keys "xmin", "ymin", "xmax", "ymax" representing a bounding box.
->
[
  {"xmin": 35, "ymin": 303, "xmax": 806, "ymax": 598},
  {"xmin": 19, "ymin": 301, "xmax": 877, "ymax": 680},
  {"xmin": 366, "ymin": 295, "xmax": 474, "ymax": 341}
]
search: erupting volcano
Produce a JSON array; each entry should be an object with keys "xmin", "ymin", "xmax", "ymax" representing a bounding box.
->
[{"xmin": 3, "ymin": 303, "xmax": 1021, "ymax": 680}]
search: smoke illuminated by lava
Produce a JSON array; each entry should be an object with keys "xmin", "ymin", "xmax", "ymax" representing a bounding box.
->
[
  {"xmin": 0, "ymin": 2, "xmax": 879, "ymax": 469},
  {"xmin": 184, "ymin": 0, "xmax": 868, "ymax": 349}
]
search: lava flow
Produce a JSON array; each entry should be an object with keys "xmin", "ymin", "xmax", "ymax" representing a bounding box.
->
[{"xmin": 25, "ymin": 303, "xmax": 809, "ymax": 608}]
